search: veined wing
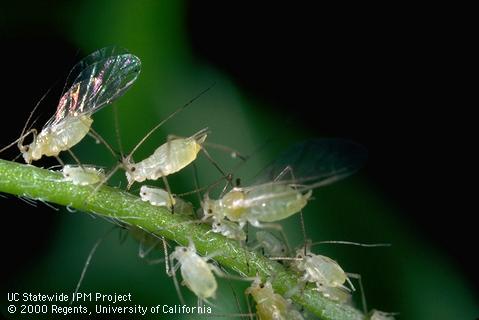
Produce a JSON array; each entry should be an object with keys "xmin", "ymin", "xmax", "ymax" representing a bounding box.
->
[
  {"xmin": 46, "ymin": 47, "xmax": 141, "ymax": 127},
  {"xmin": 252, "ymin": 138, "xmax": 368, "ymax": 187}
]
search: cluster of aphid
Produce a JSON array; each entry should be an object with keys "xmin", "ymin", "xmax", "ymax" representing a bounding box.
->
[{"xmin": 1, "ymin": 47, "xmax": 396, "ymax": 320}]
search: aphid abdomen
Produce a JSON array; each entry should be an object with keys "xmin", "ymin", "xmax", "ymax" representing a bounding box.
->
[
  {"xmin": 246, "ymin": 184, "xmax": 312, "ymax": 222},
  {"xmin": 180, "ymin": 256, "xmax": 217, "ymax": 299},
  {"xmin": 25, "ymin": 116, "xmax": 92, "ymax": 162},
  {"xmin": 136, "ymin": 138, "xmax": 201, "ymax": 181},
  {"xmin": 310, "ymin": 255, "xmax": 347, "ymax": 287}
]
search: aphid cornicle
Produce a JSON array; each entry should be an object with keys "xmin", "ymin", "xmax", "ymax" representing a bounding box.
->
[
  {"xmin": 16, "ymin": 47, "xmax": 140, "ymax": 164},
  {"xmin": 169, "ymin": 240, "xmax": 219, "ymax": 301},
  {"xmin": 202, "ymin": 138, "xmax": 367, "ymax": 230},
  {"xmin": 246, "ymin": 277, "xmax": 304, "ymax": 320},
  {"xmin": 62, "ymin": 165, "xmax": 105, "ymax": 186},
  {"xmin": 122, "ymin": 128, "xmax": 208, "ymax": 189}
]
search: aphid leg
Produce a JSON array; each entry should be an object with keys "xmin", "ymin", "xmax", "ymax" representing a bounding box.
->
[
  {"xmin": 209, "ymin": 263, "xmax": 256, "ymax": 282},
  {"xmin": 87, "ymin": 126, "xmax": 118, "ymax": 159},
  {"xmin": 346, "ymin": 272, "xmax": 367, "ymax": 314},
  {"xmin": 54, "ymin": 156, "xmax": 65, "ymax": 167},
  {"xmin": 273, "ymin": 165, "xmax": 307, "ymax": 254},
  {"xmin": 112, "ymin": 104, "xmax": 124, "ymax": 156},
  {"xmin": 84, "ymin": 162, "xmax": 122, "ymax": 204},
  {"xmin": 157, "ymin": 169, "xmax": 175, "ymax": 213},
  {"xmin": 168, "ymin": 254, "xmax": 186, "ymax": 305},
  {"xmin": 66, "ymin": 149, "xmax": 86, "ymax": 170}
]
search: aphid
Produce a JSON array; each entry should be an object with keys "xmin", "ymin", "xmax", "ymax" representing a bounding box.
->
[
  {"xmin": 123, "ymin": 128, "xmax": 208, "ymax": 189},
  {"xmin": 211, "ymin": 218, "xmax": 246, "ymax": 241},
  {"xmin": 246, "ymin": 277, "xmax": 304, "ymax": 320},
  {"xmin": 2, "ymin": 47, "xmax": 140, "ymax": 164},
  {"xmin": 140, "ymin": 185, "xmax": 193, "ymax": 215},
  {"xmin": 368, "ymin": 310, "xmax": 397, "ymax": 320},
  {"xmin": 290, "ymin": 245, "xmax": 354, "ymax": 302},
  {"xmin": 62, "ymin": 165, "xmax": 105, "ymax": 186},
  {"xmin": 169, "ymin": 240, "xmax": 220, "ymax": 303},
  {"xmin": 252, "ymin": 230, "xmax": 289, "ymax": 257},
  {"xmin": 202, "ymin": 138, "xmax": 367, "ymax": 231}
]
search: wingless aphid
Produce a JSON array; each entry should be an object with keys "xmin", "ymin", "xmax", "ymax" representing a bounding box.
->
[
  {"xmin": 1, "ymin": 47, "xmax": 141, "ymax": 164},
  {"xmin": 62, "ymin": 165, "xmax": 106, "ymax": 186},
  {"xmin": 291, "ymin": 246, "xmax": 354, "ymax": 302},
  {"xmin": 123, "ymin": 128, "xmax": 208, "ymax": 189},
  {"xmin": 169, "ymin": 240, "xmax": 220, "ymax": 304},
  {"xmin": 202, "ymin": 139, "xmax": 367, "ymax": 231},
  {"xmin": 140, "ymin": 185, "xmax": 194, "ymax": 215},
  {"xmin": 251, "ymin": 230, "xmax": 289, "ymax": 257},
  {"xmin": 246, "ymin": 277, "xmax": 304, "ymax": 320}
]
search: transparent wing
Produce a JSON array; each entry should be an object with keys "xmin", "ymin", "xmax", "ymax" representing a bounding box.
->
[
  {"xmin": 46, "ymin": 47, "xmax": 141, "ymax": 127},
  {"xmin": 63, "ymin": 46, "xmax": 131, "ymax": 93},
  {"xmin": 252, "ymin": 138, "xmax": 368, "ymax": 187}
]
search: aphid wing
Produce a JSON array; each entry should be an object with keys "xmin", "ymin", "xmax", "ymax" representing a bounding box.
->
[
  {"xmin": 63, "ymin": 47, "xmax": 130, "ymax": 91},
  {"xmin": 46, "ymin": 48, "xmax": 141, "ymax": 127},
  {"xmin": 253, "ymin": 138, "xmax": 367, "ymax": 186}
]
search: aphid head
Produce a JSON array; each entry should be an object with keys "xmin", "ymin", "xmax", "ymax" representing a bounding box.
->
[
  {"xmin": 202, "ymin": 197, "xmax": 218, "ymax": 220},
  {"xmin": 122, "ymin": 156, "xmax": 138, "ymax": 188},
  {"xmin": 211, "ymin": 221, "xmax": 222, "ymax": 232},
  {"xmin": 20, "ymin": 144, "xmax": 34, "ymax": 164}
]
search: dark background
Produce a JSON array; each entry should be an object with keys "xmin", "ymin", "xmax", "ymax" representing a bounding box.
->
[{"xmin": 0, "ymin": 1, "xmax": 476, "ymax": 319}]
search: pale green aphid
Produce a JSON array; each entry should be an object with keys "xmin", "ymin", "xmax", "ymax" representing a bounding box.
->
[
  {"xmin": 246, "ymin": 276, "xmax": 304, "ymax": 320},
  {"xmin": 169, "ymin": 240, "xmax": 219, "ymax": 302},
  {"xmin": 203, "ymin": 183, "xmax": 312, "ymax": 229},
  {"xmin": 292, "ymin": 246, "xmax": 354, "ymax": 302},
  {"xmin": 210, "ymin": 218, "xmax": 246, "ymax": 241},
  {"xmin": 62, "ymin": 165, "xmax": 105, "ymax": 186},
  {"xmin": 139, "ymin": 185, "xmax": 193, "ymax": 215},
  {"xmin": 13, "ymin": 47, "xmax": 140, "ymax": 164},
  {"xmin": 202, "ymin": 138, "xmax": 367, "ymax": 232},
  {"xmin": 123, "ymin": 128, "xmax": 208, "ymax": 189},
  {"xmin": 252, "ymin": 230, "xmax": 288, "ymax": 257}
]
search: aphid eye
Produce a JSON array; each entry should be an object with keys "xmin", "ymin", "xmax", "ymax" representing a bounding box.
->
[
  {"xmin": 216, "ymin": 222, "xmax": 221, "ymax": 226},
  {"xmin": 142, "ymin": 192, "xmax": 146, "ymax": 195},
  {"xmin": 182, "ymin": 247, "xmax": 187, "ymax": 252},
  {"xmin": 24, "ymin": 146, "xmax": 30, "ymax": 152},
  {"xmin": 297, "ymin": 254, "xmax": 303, "ymax": 259},
  {"xmin": 65, "ymin": 173, "xmax": 70, "ymax": 177},
  {"xmin": 208, "ymin": 209, "xmax": 213, "ymax": 214},
  {"xmin": 259, "ymin": 283, "xmax": 265, "ymax": 288},
  {"xmin": 131, "ymin": 166, "xmax": 136, "ymax": 172}
]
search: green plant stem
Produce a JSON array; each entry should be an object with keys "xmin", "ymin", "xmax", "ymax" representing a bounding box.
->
[{"xmin": 0, "ymin": 159, "xmax": 365, "ymax": 320}]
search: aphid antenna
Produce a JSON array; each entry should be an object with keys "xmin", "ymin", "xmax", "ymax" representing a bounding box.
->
[
  {"xmin": 0, "ymin": 87, "xmax": 52, "ymax": 154},
  {"xmin": 126, "ymin": 83, "xmax": 216, "ymax": 161},
  {"xmin": 71, "ymin": 226, "xmax": 116, "ymax": 305},
  {"xmin": 310, "ymin": 240, "xmax": 391, "ymax": 248}
]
